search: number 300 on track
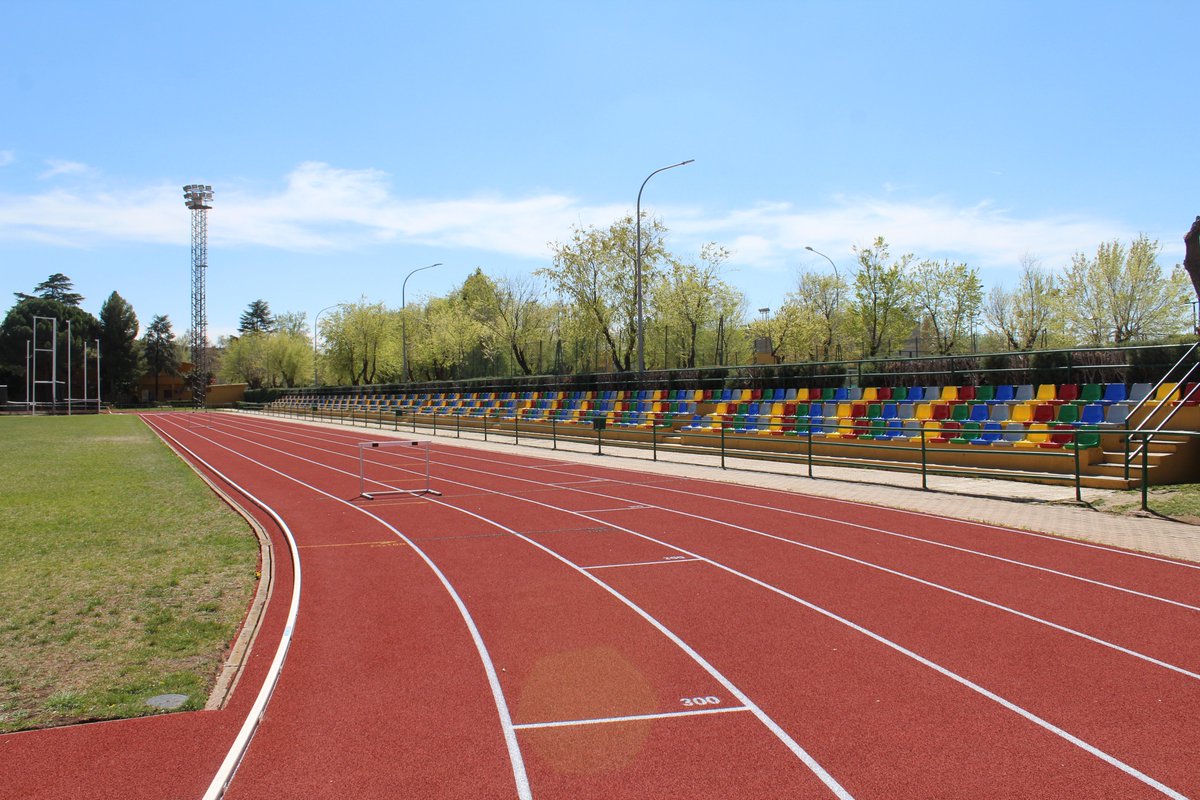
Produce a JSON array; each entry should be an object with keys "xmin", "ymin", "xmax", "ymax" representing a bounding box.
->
[{"xmin": 680, "ymin": 696, "xmax": 721, "ymax": 707}]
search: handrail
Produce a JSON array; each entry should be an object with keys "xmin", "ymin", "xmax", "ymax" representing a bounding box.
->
[{"xmin": 1123, "ymin": 340, "xmax": 1199, "ymax": 463}]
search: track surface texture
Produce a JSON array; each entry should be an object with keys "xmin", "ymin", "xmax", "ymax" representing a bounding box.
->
[{"xmin": 4, "ymin": 411, "xmax": 1199, "ymax": 799}]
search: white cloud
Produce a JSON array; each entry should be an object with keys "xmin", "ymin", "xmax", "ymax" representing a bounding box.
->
[
  {"xmin": 0, "ymin": 161, "xmax": 1174, "ymax": 278},
  {"xmin": 0, "ymin": 151, "xmax": 14, "ymax": 167},
  {"xmin": 40, "ymin": 159, "xmax": 93, "ymax": 179}
]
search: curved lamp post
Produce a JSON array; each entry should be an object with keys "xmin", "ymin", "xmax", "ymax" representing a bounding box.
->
[
  {"xmin": 636, "ymin": 159, "xmax": 694, "ymax": 373},
  {"xmin": 313, "ymin": 303, "xmax": 350, "ymax": 386},
  {"xmin": 401, "ymin": 262, "xmax": 442, "ymax": 383},
  {"xmin": 804, "ymin": 245, "xmax": 841, "ymax": 291}
]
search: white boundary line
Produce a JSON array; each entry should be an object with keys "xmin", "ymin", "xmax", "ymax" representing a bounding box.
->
[
  {"xmin": 341, "ymin": 422, "xmax": 1200, "ymax": 611},
  {"xmin": 141, "ymin": 416, "xmax": 303, "ymax": 800},
  {"xmin": 514, "ymin": 705, "xmax": 750, "ymax": 730},
  {"xmin": 583, "ymin": 557, "xmax": 703, "ymax": 570},
  {"xmin": 153, "ymin": 415, "xmax": 532, "ymax": 800},
  {"xmin": 214, "ymin": 414, "xmax": 1192, "ymax": 798},
  {"xmin": 195, "ymin": 413, "xmax": 855, "ymax": 799}
]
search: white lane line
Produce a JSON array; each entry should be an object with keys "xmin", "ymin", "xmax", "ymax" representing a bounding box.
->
[
  {"xmin": 517, "ymin": 453, "xmax": 1200, "ymax": 572},
  {"xmin": 577, "ymin": 505, "xmax": 651, "ymax": 513},
  {"xmin": 583, "ymin": 558, "xmax": 703, "ymax": 570},
  {"xmin": 552, "ymin": 523, "xmax": 1191, "ymax": 799},
  {"xmin": 154, "ymin": 416, "xmax": 532, "ymax": 800},
  {"xmin": 344, "ymin": 426, "xmax": 1200, "ymax": 614},
  {"xmin": 515, "ymin": 705, "xmax": 750, "ymax": 730},
  {"xmin": 218, "ymin": 419, "xmax": 1200, "ymax": 676},
  {"xmin": 619, "ymin": 483, "xmax": 1200, "ymax": 613},
  {"xmin": 228, "ymin": 420, "xmax": 1189, "ymax": 799},
  {"xmin": 206, "ymin": 414, "xmax": 856, "ymax": 800},
  {"xmin": 141, "ymin": 417, "xmax": 302, "ymax": 800}
]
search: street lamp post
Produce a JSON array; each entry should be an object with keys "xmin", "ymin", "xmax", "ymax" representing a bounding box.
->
[
  {"xmin": 1189, "ymin": 299, "xmax": 1199, "ymax": 335},
  {"xmin": 636, "ymin": 159, "xmax": 694, "ymax": 373},
  {"xmin": 402, "ymin": 262, "xmax": 442, "ymax": 383},
  {"xmin": 313, "ymin": 303, "xmax": 348, "ymax": 386},
  {"xmin": 804, "ymin": 245, "xmax": 841, "ymax": 298}
]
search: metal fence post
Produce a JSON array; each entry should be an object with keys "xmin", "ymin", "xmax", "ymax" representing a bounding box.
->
[
  {"xmin": 920, "ymin": 426, "xmax": 929, "ymax": 490},
  {"xmin": 514, "ymin": 414, "xmax": 520, "ymax": 446},
  {"xmin": 1080, "ymin": 429, "xmax": 1089, "ymax": 503},
  {"xmin": 652, "ymin": 420, "xmax": 658, "ymax": 462},
  {"xmin": 806, "ymin": 421, "xmax": 813, "ymax": 479},
  {"xmin": 720, "ymin": 425, "xmax": 726, "ymax": 469},
  {"xmin": 552, "ymin": 416, "xmax": 558, "ymax": 450},
  {"xmin": 1141, "ymin": 433, "xmax": 1150, "ymax": 512},
  {"xmin": 456, "ymin": 412, "xmax": 461, "ymax": 439},
  {"xmin": 483, "ymin": 413, "xmax": 488, "ymax": 442}
]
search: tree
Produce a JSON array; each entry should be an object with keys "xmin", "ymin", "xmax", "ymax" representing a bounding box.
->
[
  {"xmin": 320, "ymin": 301, "xmax": 400, "ymax": 385},
  {"xmin": 13, "ymin": 273, "xmax": 84, "ymax": 306},
  {"xmin": 1062, "ymin": 235, "xmax": 1191, "ymax": 345},
  {"xmin": 141, "ymin": 315, "xmax": 178, "ymax": 401},
  {"xmin": 907, "ymin": 259, "xmax": 983, "ymax": 354},
  {"xmin": 219, "ymin": 334, "xmax": 268, "ymax": 390},
  {"xmin": 539, "ymin": 214, "xmax": 669, "ymax": 372},
  {"xmin": 239, "ymin": 300, "xmax": 275, "ymax": 334},
  {"xmin": 0, "ymin": 294, "xmax": 99, "ymax": 402},
  {"xmin": 983, "ymin": 254, "xmax": 1060, "ymax": 350},
  {"xmin": 652, "ymin": 244, "xmax": 745, "ymax": 368},
  {"xmin": 98, "ymin": 291, "xmax": 140, "ymax": 402},
  {"xmin": 789, "ymin": 268, "xmax": 847, "ymax": 360},
  {"xmin": 848, "ymin": 237, "xmax": 914, "ymax": 358},
  {"xmin": 458, "ymin": 271, "xmax": 548, "ymax": 376}
]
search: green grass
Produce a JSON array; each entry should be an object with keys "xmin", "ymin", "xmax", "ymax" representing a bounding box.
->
[
  {"xmin": 0, "ymin": 414, "xmax": 258, "ymax": 732},
  {"xmin": 1094, "ymin": 482, "xmax": 1200, "ymax": 523}
]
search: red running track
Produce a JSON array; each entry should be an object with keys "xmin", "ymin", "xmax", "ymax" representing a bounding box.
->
[{"xmin": 5, "ymin": 410, "xmax": 1200, "ymax": 799}]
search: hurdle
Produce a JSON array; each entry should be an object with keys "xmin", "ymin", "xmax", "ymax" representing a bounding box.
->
[{"xmin": 357, "ymin": 439, "xmax": 442, "ymax": 498}]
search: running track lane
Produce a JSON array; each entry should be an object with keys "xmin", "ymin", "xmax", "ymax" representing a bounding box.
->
[
  {"xmin": 216, "ymin": 412, "xmax": 1200, "ymax": 798},
  {"xmin": 150, "ymin": 414, "xmax": 851, "ymax": 799}
]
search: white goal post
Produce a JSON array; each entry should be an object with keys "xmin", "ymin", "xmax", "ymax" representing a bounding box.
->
[{"xmin": 357, "ymin": 439, "xmax": 442, "ymax": 499}]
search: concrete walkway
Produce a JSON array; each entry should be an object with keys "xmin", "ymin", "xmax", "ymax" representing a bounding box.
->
[{"xmin": 240, "ymin": 410, "xmax": 1200, "ymax": 565}]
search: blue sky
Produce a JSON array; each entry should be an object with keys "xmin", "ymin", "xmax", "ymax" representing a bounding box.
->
[{"xmin": 2, "ymin": 1, "xmax": 1196, "ymax": 339}]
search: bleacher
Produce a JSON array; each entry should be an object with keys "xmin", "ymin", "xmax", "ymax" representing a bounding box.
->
[{"xmin": 265, "ymin": 380, "xmax": 1200, "ymax": 489}]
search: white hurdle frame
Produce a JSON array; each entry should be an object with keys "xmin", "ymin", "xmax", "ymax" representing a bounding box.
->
[{"xmin": 358, "ymin": 440, "xmax": 442, "ymax": 499}]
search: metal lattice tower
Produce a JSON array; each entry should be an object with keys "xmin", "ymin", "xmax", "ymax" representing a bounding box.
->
[{"xmin": 183, "ymin": 184, "xmax": 213, "ymax": 406}]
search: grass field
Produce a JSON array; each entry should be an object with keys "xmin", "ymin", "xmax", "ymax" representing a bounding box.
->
[{"xmin": 0, "ymin": 414, "xmax": 259, "ymax": 733}]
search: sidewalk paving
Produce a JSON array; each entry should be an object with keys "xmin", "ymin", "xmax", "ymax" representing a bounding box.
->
[{"xmin": 246, "ymin": 411, "xmax": 1200, "ymax": 565}]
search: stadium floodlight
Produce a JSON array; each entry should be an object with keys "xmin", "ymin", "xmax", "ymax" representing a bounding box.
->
[
  {"xmin": 636, "ymin": 159, "xmax": 693, "ymax": 373},
  {"xmin": 183, "ymin": 185, "xmax": 214, "ymax": 209},
  {"xmin": 184, "ymin": 183, "xmax": 213, "ymax": 406},
  {"xmin": 401, "ymin": 262, "xmax": 442, "ymax": 383}
]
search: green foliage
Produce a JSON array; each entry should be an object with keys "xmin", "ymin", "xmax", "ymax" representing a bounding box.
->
[
  {"xmin": 908, "ymin": 259, "xmax": 983, "ymax": 354},
  {"xmin": 141, "ymin": 315, "xmax": 178, "ymax": 401},
  {"xmin": 0, "ymin": 296, "xmax": 100, "ymax": 402},
  {"xmin": 1062, "ymin": 235, "xmax": 1191, "ymax": 344},
  {"xmin": 983, "ymin": 255, "xmax": 1060, "ymax": 350},
  {"xmin": 849, "ymin": 237, "xmax": 915, "ymax": 358},
  {"xmin": 99, "ymin": 291, "xmax": 139, "ymax": 402},
  {"xmin": 540, "ymin": 214, "xmax": 670, "ymax": 372},
  {"xmin": 238, "ymin": 299, "xmax": 275, "ymax": 335},
  {"xmin": 14, "ymin": 273, "xmax": 84, "ymax": 307},
  {"xmin": 319, "ymin": 300, "xmax": 401, "ymax": 385},
  {"xmin": 652, "ymin": 244, "xmax": 743, "ymax": 368}
]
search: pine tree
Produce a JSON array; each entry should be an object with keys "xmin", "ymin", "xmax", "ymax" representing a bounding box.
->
[
  {"xmin": 239, "ymin": 300, "xmax": 275, "ymax": 334},
  {"xmin": 99, "ymin": 291, "xmax": 140, "ymax": 401}
]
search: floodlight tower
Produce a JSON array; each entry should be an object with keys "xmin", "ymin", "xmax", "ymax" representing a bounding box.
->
[{"xmin": 183, "ymin": 184, "xmax": 213, "ymax": 406}]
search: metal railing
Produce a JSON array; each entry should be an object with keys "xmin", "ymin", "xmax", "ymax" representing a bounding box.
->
[{"xmin": 241, "ymin": 402, "xmax": 1200, "ymax": 511}]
